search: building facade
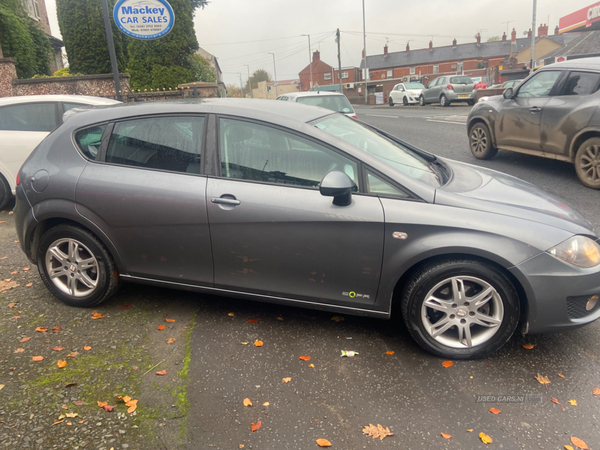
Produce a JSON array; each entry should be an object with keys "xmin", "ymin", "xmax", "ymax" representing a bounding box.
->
[{"xmin": 298, "ymin": 51, "xmax": 359, "ymax": 91}]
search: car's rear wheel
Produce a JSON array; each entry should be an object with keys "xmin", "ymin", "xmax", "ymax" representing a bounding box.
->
[
  {"xmin": 575, "ymin": 137, "xmax": 600, "ymax": 189},
  {"xmin": 388, "ymin": 96, "xmax": 394, "ymax": 107},
  {"xmin": 469, "ymin": 123, "xmax": 498, "ymax": 160},
  {"xmin": 403, "ymin": 96, "xmax": 409, "ymax": 106},
  {"xmin": 402, "ymin": 259, "xmax": 519, "ymax": 359},
  {"xmin": 419, "ymin": 95, "xmax": 426, "ymax": 106},
  {"xmin": 37, "ymin": 224, "xmax": 120, "ymax": 307},
  {"xmin": 440, "ymin": 94, "xmax": 450, "ymax": 107},
  {"xmin": 0, "ymin": 175, "xmax": 10, "ymax": 211}
]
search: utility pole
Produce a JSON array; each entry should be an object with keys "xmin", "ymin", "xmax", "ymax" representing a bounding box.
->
[
  {"xmin": 301, "ymin": 34, "xmax": 313, "ymax": 90},
  {"xmin": 268, "ymin": 52, "xmax": 278, "ymax": 97},
  {"xmin": 244, "ymin": 65, "xmax": 252, "ymax": 97},
  {"xmin": 362, "ymin": 0, "xmax": 367, "ymax": 105},
  {"xmin": 336, "ymin": 28, "xmax": 343, "ymax": 94},
  {"xmin": 501, "ymin": 21, "xmax": 513, "ymax": 37},
  {"xmin": 530, "ymin": 0, "xmax": 537, "ymax": 75},
  {"xmin": 239, "ymin": 73, "xmax": 244, "ymax": 98},
  {"xmin": 101, "ymin": 0, "xmax": 122, "ymax": 101}
]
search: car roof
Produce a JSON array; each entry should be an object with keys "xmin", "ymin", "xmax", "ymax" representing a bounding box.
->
[
  {"xmin": 0, "ymin": 95, "xmax": 121, "ymax": 107},
  {"xmin": 542, "ymin": 56, "xmax": 600, "ymax": 71},
  {"xmin": 280, "ymin": 91, "xmax": 345, "ymax": 98}
]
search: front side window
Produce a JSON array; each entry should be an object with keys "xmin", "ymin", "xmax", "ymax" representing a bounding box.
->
[
  {"xmin": 558, "ymin": 71, "xmax": 600, "ymax": 96},
  {"xmin": 516, "ymin": 70, "xmax": 561, "ymax": 98},
  {"xmin": 75, "ymin": 125, "xmax": 107, "ymax": 160},
  {"xmin": 219, "ymin": 118, "xmax": 358, "ymax": 189},
  {"xmin": 367, "ymin": 173, "xmax": 408, "ymax": 198},
  {"xmin": 105, "ymin": 116, "xmax": 204, "ymax": 173},
  {"xmin": 0, "ymin": 102, "xmax": 57, "ymax": 132}
]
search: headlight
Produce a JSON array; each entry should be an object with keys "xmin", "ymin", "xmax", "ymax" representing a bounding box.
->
[
  {"xmin": 548, "ymin": 236, "xmax": 600, "ymax": 268},
  {"xmin": 478, "ymin": 96, "xmax": 489, "ymax": 102}
]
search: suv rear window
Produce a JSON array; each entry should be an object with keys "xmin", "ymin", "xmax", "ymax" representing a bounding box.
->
[{"xmin": 450, "ymin": 76, "xmax": 473, "ymax": 84}]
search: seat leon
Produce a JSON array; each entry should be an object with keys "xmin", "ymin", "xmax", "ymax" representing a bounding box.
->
[{"xmin": 14, "ymin": 99, "xmax": 600, "ymax": 359}]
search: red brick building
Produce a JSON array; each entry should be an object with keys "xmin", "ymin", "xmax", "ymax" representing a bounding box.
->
[{"xmin": 299, "ymin": 51, "xmax": 359, "ymax": 91}]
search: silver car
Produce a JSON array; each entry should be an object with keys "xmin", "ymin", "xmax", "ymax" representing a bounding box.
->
[
  {"xmin": 14, "ymin": 99, "xmax": 600, "ymax": 359},
  {"xmin": 420, "ymin": 75, "xmax": 477, "ymax": 106},
  {"xmin": 276, "ymin": 91, "xmax": 357, "ymax": 118}
]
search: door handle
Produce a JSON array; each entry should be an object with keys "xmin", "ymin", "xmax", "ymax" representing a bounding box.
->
[
  {"xmin": 211, "ymin": 197, "xmax": 241, "ymax": 206},
  {"xmin": 529, "ymin": 106, "xmax": 542, "ymax": 112}
]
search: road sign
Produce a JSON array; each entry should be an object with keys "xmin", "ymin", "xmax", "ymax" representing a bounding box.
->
[{"xmin": 113, "ymin": 0, "xmax": 175, "ymax": 40}]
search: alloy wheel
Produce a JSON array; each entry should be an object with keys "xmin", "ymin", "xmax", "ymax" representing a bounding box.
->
[
  {"xmin": 470, "ymin": 127, "xmax": 488, "ymax": 156},
  {"xmin": 578, "ymin": 144, "xmax": 600, "ymax": 186},
  {"xmin": 45, "ymin": 238, "xmax": 99, "ymax": 297}
]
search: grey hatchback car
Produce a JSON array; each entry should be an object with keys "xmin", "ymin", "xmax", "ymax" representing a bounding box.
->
[
  {"xmin": 419, "ymin": 75, "xmax": 477, "ymax": 106},
  {"xmin": 15, "ymin": 99, "xmax": 600, "ymax": 359},
  {"xmin": 468, "ymin": 58, "xmax": 600, "ymax": 189}
]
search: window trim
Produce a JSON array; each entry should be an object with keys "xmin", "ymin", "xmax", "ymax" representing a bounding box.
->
[{"xmin": 360, "ymin": 166, "xmax": 421, "ymax": 201}]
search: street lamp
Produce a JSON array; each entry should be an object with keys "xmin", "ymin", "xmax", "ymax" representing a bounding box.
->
[
  {"xmin": 268, "ymin": 52, "xmax": 278, "ymax": 97},
  {"xmin": 301, "ymin": 34, "xmax": 313, "ymax": 91},
  {"xmin": 362, "ymin": 0, "xmax": 367, "ymax": 105},
  {"xmin": 244, "ymin": 64, "xmax": 252, "ymax": 98}
]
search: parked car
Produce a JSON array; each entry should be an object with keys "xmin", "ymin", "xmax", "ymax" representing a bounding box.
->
[
  {"xmin": 0, "ymin": 95, "xmax": 120, "ymax": 209},
  {"xmin": 388, "ymin": 82, "xmax": 425, "ymax": 106},
  {"xmin": 15, "ymin": 99, "xmax": 600, "ymax": 359},
  {"xmin": 276, "ymin": 91, "xmax": 357, "ymax": 118},
  {"xmin": 467, "ymin": 58, "xmax": 600, "ymax": 189},
  {"xmin": 419, "ymin": 75, "xmax": 477, "ymax": 106}
]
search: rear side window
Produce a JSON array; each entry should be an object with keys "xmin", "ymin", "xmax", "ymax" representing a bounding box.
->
[
  {"xmin": 0, "ymin": 102, "xmax": 58, "ymax": 131},
  {"xmin": 558, "ymin": 71, "xmax": 600, "ymax": 96},
  {"xmin": 105, "ymin": 116, "xmax": 204, "ymax": 174},
  {"xmin": 75, "ymin": 125, "xmax": 107, "ymax": 160}
]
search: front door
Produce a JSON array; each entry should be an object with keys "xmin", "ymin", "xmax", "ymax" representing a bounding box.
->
[{"xmin": 206, "ymin": 117, "xmax": 384, "ymax": 307}]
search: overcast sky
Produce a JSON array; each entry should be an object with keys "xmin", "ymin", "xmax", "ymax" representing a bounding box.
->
[{"xmin": 44, "ymin": 0, "xmax": 594, "ymax": 87}]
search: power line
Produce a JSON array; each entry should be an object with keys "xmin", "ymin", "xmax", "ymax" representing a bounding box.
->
[{"xmin": 199, "ymin": 30, "xmax": 333, "ymax": 46}]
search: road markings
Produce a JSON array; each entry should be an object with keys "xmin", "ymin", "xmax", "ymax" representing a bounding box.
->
[
  {"xmin": 363, "ymin": 114, "xmax": 400, "ymax": 118},
  {"xmin": 426, "ymin": 119, "xmax": 466, "ymax": 125}
]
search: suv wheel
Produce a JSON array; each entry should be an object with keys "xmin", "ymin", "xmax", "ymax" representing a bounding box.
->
[
  {"xmin": 419, "ymin": 95, "xmax": 426, "ymax": 106},
  {"xmin": 469, "ymin": 123, "xmax": 498, "ymax": 160},
  {"xmin": 575, "ymin": 137, "xmax": 600, "ymax": 189},
  {"xmin": 402, "ymin": 259, "xmax": 519, "ymax": 359},
  {"xmin": 38, "ymin": 224, "xmax": 120, "ymax": 307},
  {"xmin": 440, "ymin": 94, "xmax": 450, "ymax": 107}
]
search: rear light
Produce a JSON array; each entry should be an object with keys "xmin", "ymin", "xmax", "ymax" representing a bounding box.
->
[
  {"xmin": 446, "ymin": 84, "xmax": 454, "ymax": 90},
  {"xmin": 351, "ymin": 115, "xmax": 358, "ymax": 119},
  {"xmin": 16, "ymin": 173, "xmax": 20, "ymax": 186}
]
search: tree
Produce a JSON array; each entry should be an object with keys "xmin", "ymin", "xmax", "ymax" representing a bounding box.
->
[
  {"xmin": 245, "ymin": 69, "xmax": 270, "ymax": 93},
  {"xmin": 56, "ymin": 0, "xmax": 126, "ymax": 75},
  {"xmin": 226, "ymin": 84, "xmax": 241, "ymax": 97},
  {"xmin": 486, "ymin": 36, "xmax": 501, "ymax": 42},
  {"xmin": 0, "ymin": 0, "xmax": 51, "ymax": 78}
]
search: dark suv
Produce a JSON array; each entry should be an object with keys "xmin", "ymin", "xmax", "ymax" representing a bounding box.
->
[{"xmin": 467, "ymin": 57, "xmax": 600, "ymax": 189}]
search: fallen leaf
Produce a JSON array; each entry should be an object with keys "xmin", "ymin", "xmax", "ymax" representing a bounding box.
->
[
  {"xmin": 535, "ymin": 373, "xmax": 550, "ymax": 385},
  {"xmin": 65, "ymin": 412, "xmax": 78, "ymax": 418},
  {"xmin": 441, "ymin": 432, "xmax": 452, "ymax": 439},
  {"xmin": 250, "ymin": 420, "xmax": 262, "ymax": 432},
  {"xmin": 243, "ymin": 398, "xmax": 252, "ymax": 407},
  {"xmin": 558, "ymin": 373, "xmax": 565, "ymax": 378},
  {"xmin": 10, "ymin": 271, "xmax": 17, "ymax": 275},
  {"xmin": 73, "ymin": 400, "xmax": 84, "ymax": 406},
  {"xmin": 126, "ymin": 399, "xmax": 138, "ymax": 414},
  {"xmin": 19, "ymin": 336, "xmax": 32, "ymax": 343},
  {"xmin": 120, "ymin": 396, "xmax": 132, "ymax": 403},
  {"xmin": 240, "ymin": 342, "xmax": 249, "ymax": 345},
  {"xmin": 309, "ymin": 364, "xmax": 315, "ymax": 368},
  {"xmin": 479, "ymin": 432, "xmax": 493, "ymax": 444},
  {"xmin": 32, "ymin": 356, "xmax": 43, "ymax": 362},
  {"xmin": 84, "ymin": 346, "xmax": 91, "ymax": 351},
  {"xmin": 282, "ymin": 377, "xmax": 292, "ymax": 383},
  {"xmin": 385, "ymin": 351, "xmax": 394, "ymax": 355},
  {"xmin": 118, "ymin": 303, "xmax": 132, "ymax": 310},
  {"xmin": 316, "ymin": 438, "xmax": 332, "ymax": 447},
  {"xmin": 91, "ymin": 311, "xmax": 105, "ymax": 320},
  {"xmin": 156, "ymin": 370, "xmax": 167, "ymax": 376},
  {"xmin": 239, "ymin": 445, "xmax": 244, "ymax": 449},
  {"xmin": 254, "ymin": 340, "xmax": 263, "ymax": 347},
  {"xmin": 7, "ymin": 302, "xmax": 17, "ymax": 308},
  {"xmin": 0, "ymin": 385, "xmax": 4, "ymax": 390},
  {"xmin": 65, "ymin": 382, "xmax": 77, "ymax": 387},
  {"xmin": 489, "ymin": 407, "xmax": 501, "ymax": 414},
  {"xmin": 247, "ymin": 318, "xmax": 259, "ymax": 323},
  {"xmin": 157, "ymin": 325, "xmax": 165, "ymax": 331},
  {"xmin": 52, "ymin": 346, "xmax": 64, "ymax": 351},
  {"xmin": 331, "ymin": 316, "xmax": 344, "ymax": 322},
  {"xmin": 522, "ymin": 343, "xmax": 535, "ymax": 349},
  {"xmin": 593, "ymin": 387, "xmax": 600, "ymax": 396},
  {"xmin": 551, "ymin": 397, "xmax": 565, "ymax": 411},
  {"xmin": 23, "ymin": 267, "xmax": 30, "ymax": 271},
  {"xmin": 57, "ymin": 360, "xmax": 67, "ymax": 368},
  {"xmin": 0, "ymin": 280, "xmax": 19, "ymax": 290},
  {"xmin": 362, "ymin": 423, "xmax": 393, "ymax": 440},
  {"xmin": 565, "ymin": 446, "xmax": 574, "ymax": 450},
  {"xmin": 570, "ymin": 436, "xmax": 588, "ymax": 449},
  {"xmin": 166, "ymin": 319, "xmax": 175, "ymax": 323},
  {"xmin": 52, "ymin": 420, "xmax": 64, "ymax": 426},
  {"xmin": 467, "ymin": 429, "xmax": 474, "ymax": 432},
  {"xmin": 35, "ymin": 327, "xmax": 47, "ymax": 332},
  {"xmin": 277, "ymin": 317, "xmax": 283, "ymax": 321},
  {"xmin": 97, "ymin": 401, "xmax": 107, "ymax": 408},
  {"xmin": 299, "ymin": 355, "xmax": 311, "ymax": 361},
  {"xmin": 262, "ymin": 402, "xmax": 269, "ymax": 406},
  {"xmin": 102, "ymin": 404, "xmax": 116, "ymax": 412},
  {"xmin": 52, "ymin": 327, "xmax": 61, "ymax": 332},
  {"xmin": 13, "ymin": 348, "xmax": 25, "ymax": 353},
  {"xmin": 166, "ymin": 338, "xmax": 176, "ymax": 344},
  {"xmin": 568, "ymin": 400, "xmax": 577, "ymax": 406},
  {"xmin": 442, "ymin": 361, "xmax": 453, "ymax": 368},
  {"xmin": 228, "ymin": 312, "xmax": 234, "ymax": 317},
  {"xmin": 25, "ymin": 283, "xmax": 33, "ymax": 287},
  {"xmin": 66, "ymin": 352, "xmax": 78, "ymax": 358},
  {"xmin": 11, "ymin": 316, "xmax": 20, "ymax": 319}
]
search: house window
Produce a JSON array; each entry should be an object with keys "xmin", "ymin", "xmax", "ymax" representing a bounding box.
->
[
  {"xmin": 341, "ymin": 71, "xmax": 349, "ymax": 79},
  {"xmin": 324, "ymin": 73, "xmax": 332, "ymax": 81},
  {"xmin": 21, "ymin": 0, "xmax": 40, "ymax": 20},
  {"xmin": 387, "ymin": 69, "xmax": 393, "ymax": 78},
  {"xmin": 457, "ymin": 62, "xmax": 463, "ymax": 73},
  {"xmin": 433, "ymin": 65, "xmax": 439, "ymax": 74},
  {"xmin": 410, "ymin": 67, "xmax": 415, "ymax": 75}
]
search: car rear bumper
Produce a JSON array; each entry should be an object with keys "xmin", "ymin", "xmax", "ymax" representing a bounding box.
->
[
  {"xmin": 14, "ymin": 184, "xmax": 37, "ymax": 263},
  {"xmin": 446, "ymin": 90, "xmax": 477, "ymax": 102},
  {"xmin": 511, "ymin": 249, "xmax": 600, "ymax": 334}
]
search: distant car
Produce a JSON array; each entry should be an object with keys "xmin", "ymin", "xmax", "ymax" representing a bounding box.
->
[
  {"xmin": 388, "ymin": 82, "xmax": 425, "ymax": 106},
  {"xmin": 468, "ymin": 58, "xmax": 600, "ymax": 189},
  {"xmin": 276, "ymin": 91, "xmax": 357, "ymax": 118},
  {"xmin": 0, "ymin": 95, "xmax": 120, "ymax": 209},
  {"xmin": 419, "ymin": 75, "xmax": 477, "ymax": 107}
]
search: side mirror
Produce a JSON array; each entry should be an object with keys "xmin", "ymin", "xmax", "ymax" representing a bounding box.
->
[
  {"xmin": 320, "ymin": 171, "xmax": 355, "ymax": 206},
  {"xmin": 503, "ymin": 88, "xmax": 514, "ymax": 99}
]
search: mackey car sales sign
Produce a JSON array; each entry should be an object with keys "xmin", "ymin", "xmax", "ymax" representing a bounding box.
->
[{"xmin": 114, "ymin": 0, "xmax": 174, "ymax": 40}]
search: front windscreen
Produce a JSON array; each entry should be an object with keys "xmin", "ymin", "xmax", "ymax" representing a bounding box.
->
[
  {"xmin": 296, "ymin": 95, "xmax": 354, "ymax": 114},
  {"xmin": 313, "ymin": 114, "xmax": 441, "ymax": 188}
]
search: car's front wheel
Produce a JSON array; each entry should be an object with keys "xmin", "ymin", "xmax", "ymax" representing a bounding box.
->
[
  {"xmin": 0, "ymin": 175, "xmax": 10, "ymax": 211},
  {"xmin": 575, "ymin": 137, "xmax": 600, "ymax": 189},
  {"xmin": 419, "ymin": 95, "xmax": 426, "ymax": 106},
  {"xmin": 402, "ymin": 259, "xmax": 520, "ymax": 359},
  {"xmin": 388, "ymin": 96, "xmax": 394, "ymax": 107},
  {"xmin": 469, "ymin": 123, "xmax": 498, "ymax": 160},
  {"xmin": 403, "ymin": 96, "xmax": 409, "ymax": 106},
  {"xmin": 37, "ymin": 224, "xmax": 120, "ymax": 307}
]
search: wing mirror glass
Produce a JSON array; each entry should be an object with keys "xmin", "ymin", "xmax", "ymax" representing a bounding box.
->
[
  {"xmin": 320, "ymin": 171, "xmax": 355, "ymax": 206},
  {"xmin": 503, "ymin": 87, "xmax": 514, "ymax": 99}
]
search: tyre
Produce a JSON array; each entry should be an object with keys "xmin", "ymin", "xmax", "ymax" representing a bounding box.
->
[
  {"xmin": 440, "ymin": 94, "xmax": 450, "ymax": 107},
  {"xmin": 388, "ymin": 96, "xmax": 394, "ymax": 107},
  {"xmin": 575, "ymin": 137, "xmax": 600, "ymax": 189},
  {"xmin": 37, "ymin": 224, "xmax": 120, "ymax": 307},
  {"xmin": 401, "ymin": 259, "xmax": 520, "ymax": 359},
  {"xmin": 403, "ymin": 96, "xmax": 409, "ymax": 106},
  {"xmin": 469, "ymin": 123, "xmax": 498, "ymax": 160},
  {"xmin": 419, "ymin": 95, "xmax": 426, "ymax": 106},
  {"xmin": 0, "ymin": 175, "xmax": 11, "ymax": 211},
  {"xmin": 467, "ymin": 100, "xmax": 475, "ymax": 106}
]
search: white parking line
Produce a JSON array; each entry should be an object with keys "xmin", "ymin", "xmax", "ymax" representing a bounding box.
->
[
  {"xmin": 426, "ymin": 119, "xmax": 466, "ymax": 125},
  {"xmin": 363, "ymin": 114, "xmax": 400, "ymax": 118}
]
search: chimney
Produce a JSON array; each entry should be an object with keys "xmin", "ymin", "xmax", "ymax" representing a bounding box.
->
[
  {"xmin": 538, "ymin": 23, "xmax": 548, "ymax": 37},
  {"xmin": 511, "ymin": 28, "xmax": 517, "ymax": 42},
  {"xmin": 452, "ymin": 38, "xmax": 457, "ymax": 47},
  {"xmin": 554, "ymin": 25, "xmax": 559, "ymax": 35},
  {"xmin": 527, "ymin": 28, "xmax": 532, "ymax": 38},
  {"xmin": 429, "ymin": 40, "xmax": 433, "ymax": 49},
  {"xmin": 406, "ymin": 42, "xmax": 410, "ymax": 52},
  {"xmin": 313, "ymin": 50, "xmax": 320, "ymax": 62},
  {"xmin": 476, "ymin": 33, "xmax": 481, "ymax": 45},
  {"xmin": 384, "ymin": 44, "xmax": 388, "ymax": 56},
  {"xmin": 502, "ymin": 32, "xmax": 507, "ymax": 42}
]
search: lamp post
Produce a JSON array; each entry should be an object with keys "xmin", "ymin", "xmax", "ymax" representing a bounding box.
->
[
  {"xmin": 268, "ymin": 52, "xmax": 278, "ymax": 97},
  {"xmin": 244, "ymin": 64, "xmax": 252, "ymax": 97},
  {"xmin": 301, "ymin": 34, "xmax": 313, "ymax": 90},
  {"xmin": 362, "ymin": 0, "xmax": 367, "ymax": 105}
]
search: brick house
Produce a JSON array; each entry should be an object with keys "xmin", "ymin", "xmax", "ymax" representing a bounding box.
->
[{"xmin": 299, "ymin": 50, "xmax": 359, "ymax": 91}]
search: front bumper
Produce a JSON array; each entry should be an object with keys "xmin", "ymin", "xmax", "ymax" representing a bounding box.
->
[
  {"xmin": 447, "ymin": 90, "xmax": 477, "ymax": 102},
  {"xmin": 510, "ymin": 249, "xmax": 600, "ymax": 334}
]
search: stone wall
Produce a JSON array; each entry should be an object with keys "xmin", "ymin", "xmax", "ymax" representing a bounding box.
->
[
  {"xmin": 11, "ymin": 73, "xmax": 131, "ymax": 98},
  {"xmin": 0, "ymin": 59, "xmax": 18, "ymax": 97}
]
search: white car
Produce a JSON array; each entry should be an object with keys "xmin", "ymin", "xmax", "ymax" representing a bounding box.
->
[
  {"xmin": 276, "ymin": 91, "xmax": 357, "ymax": 118},
  {"xmin": 0, "ymin": 95, "xmax": 120, "ymax": 209},
  {"xmin": 388, "ymin": 82, "xmax": 425, "ymax": 106}
]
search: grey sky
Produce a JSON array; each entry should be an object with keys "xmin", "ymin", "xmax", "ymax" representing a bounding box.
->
[{"xmin": 44, "ymin": 0, "xmax": 594, "ymax": 87}]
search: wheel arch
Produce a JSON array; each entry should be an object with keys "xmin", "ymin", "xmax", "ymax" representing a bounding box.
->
[
  {"xmin": 568, "ymin": 128, "xmax": 600, "ymax": 161},
  {"xmin": 467, "ymin": 117, "xmax": 497, "ymax": 148}
]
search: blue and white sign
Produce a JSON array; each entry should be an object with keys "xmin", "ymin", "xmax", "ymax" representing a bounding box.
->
[{"xmin": 113, "ymin": 0, "xmax": 175, "ymax": 40}]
